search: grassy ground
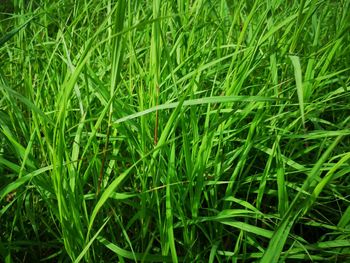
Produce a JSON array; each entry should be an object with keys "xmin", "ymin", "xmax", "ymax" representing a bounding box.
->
[{"xmin": 1, "ymin": 0, "xmax": 350, "ymax": 262}]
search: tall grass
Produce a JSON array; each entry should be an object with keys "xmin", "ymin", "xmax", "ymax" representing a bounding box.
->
[{"xmin": 1, "ymin": 0, "xmax": 350, "ymax": 262}]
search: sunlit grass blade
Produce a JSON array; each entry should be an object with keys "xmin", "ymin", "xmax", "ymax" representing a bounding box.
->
[
  {"xmin": 289, "ymin": 55, "xmax": 305, "ymax": 128},
  {"xmin": 113, "ymin": 95, "xmax": 278, "ymax": 124}
]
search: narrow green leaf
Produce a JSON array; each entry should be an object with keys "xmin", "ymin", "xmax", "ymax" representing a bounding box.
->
[
  {"xmin": 113, "ymin": 96, "xmax": 278, "ymax": 124},
  {"xmin": 74, "ymin": 218, "xmax": 110, "ymax": 263},
  {"xmin": 97, "ymin": 236, "xmax": 174, "ymax": 262},
  {"xmin": 289, "ymin": 55, "xmax": 305, "ymax": 128},
  {"xmin": 0, "ymin": 18, "xmax": 32, "ymax": 46}
]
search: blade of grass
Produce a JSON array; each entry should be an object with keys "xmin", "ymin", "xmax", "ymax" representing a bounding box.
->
[{"xmin": 289, "ymin": 55, "xmax": 305, "ymax": 128}]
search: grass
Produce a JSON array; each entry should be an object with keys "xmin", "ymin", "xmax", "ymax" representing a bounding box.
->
[{"xmin": 1, "ymin": 0, "xmax": 350, "ymax": 262}]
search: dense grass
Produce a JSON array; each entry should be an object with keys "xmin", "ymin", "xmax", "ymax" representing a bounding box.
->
[{"xmin": 1, "ymin": 0, "xmax": 350, "ymax": 262}]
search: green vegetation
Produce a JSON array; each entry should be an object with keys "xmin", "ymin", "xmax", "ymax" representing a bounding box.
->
[{"xmin": 1, "ymin": 0, "xmax": 350, "ymax": 262}]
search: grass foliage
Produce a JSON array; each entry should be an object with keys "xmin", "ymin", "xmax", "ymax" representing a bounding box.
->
[{"xmin": 1, "ymin": 0, "xmax": 350, "ymax": 262}]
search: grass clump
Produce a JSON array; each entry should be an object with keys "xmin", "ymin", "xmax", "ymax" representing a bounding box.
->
[{"xmin": 1, "ymin": 0, "xmax": 350, "ymax": 262}]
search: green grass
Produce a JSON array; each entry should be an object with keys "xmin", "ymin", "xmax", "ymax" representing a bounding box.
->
[{"xmin": 1, "ymin": 0, "xmax": 350, "ymax": 262}]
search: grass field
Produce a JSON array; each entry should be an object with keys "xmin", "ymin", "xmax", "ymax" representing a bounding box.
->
[{"xmin": 1, "ymin": 0, "xmax": 350, "ymax": 262}]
